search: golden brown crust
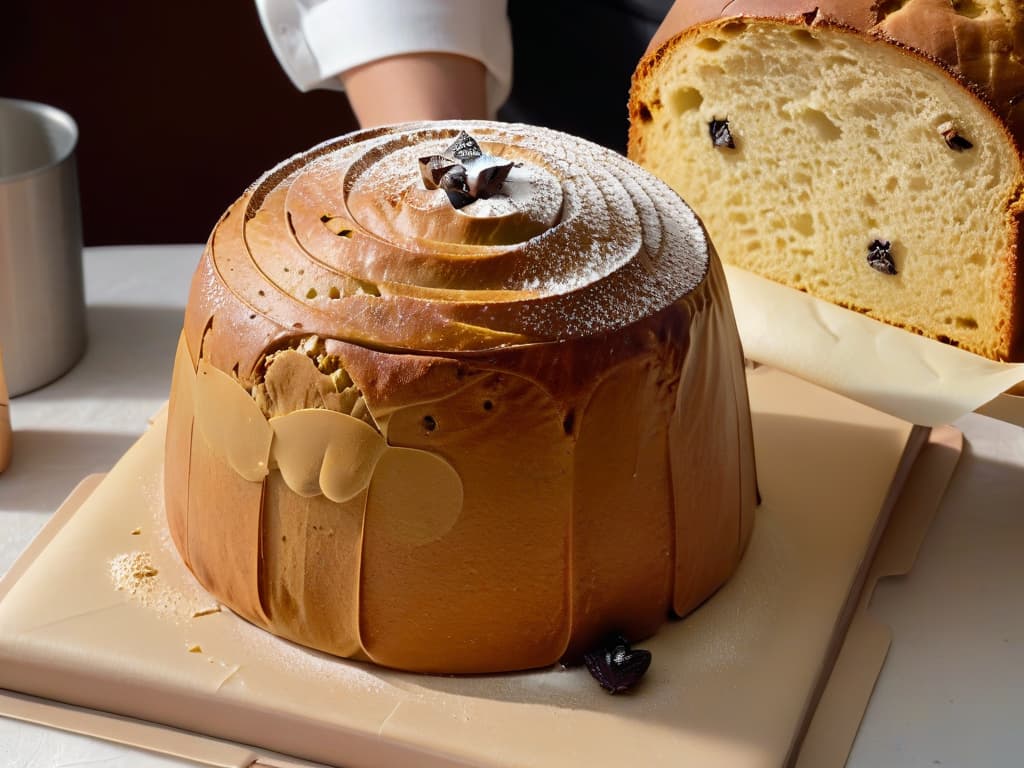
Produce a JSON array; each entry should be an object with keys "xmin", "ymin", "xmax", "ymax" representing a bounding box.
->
[
  {"xmin": 1005, "ymin": 193, "xmax": 1024, "ymax": 361},
  {"xmin": 186, "ymin": 121, "xmax": 712, "ymax": 382}
]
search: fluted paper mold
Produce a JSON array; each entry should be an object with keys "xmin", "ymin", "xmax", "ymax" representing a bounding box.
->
[{"xmin": 165, "ymin": 121, "xmax": 758, "ymax": 673}]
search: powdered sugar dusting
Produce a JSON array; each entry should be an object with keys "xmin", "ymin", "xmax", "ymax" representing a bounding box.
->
[
  {"xmin": 459, "ymin": 162, "xmax": 561, "ymax": 223},
  {"xmin": 235, "ymin": 120, "xmax": 711, "ymax": 348},
  {"xmin": 221, "ymin": 607, "xmax": 390, "ymax": 693}
]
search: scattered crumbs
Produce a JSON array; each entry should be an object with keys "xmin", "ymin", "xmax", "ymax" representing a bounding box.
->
[
  {"xmin": 130, "ymin": 527, "xmax": 142, "ymax": 535},
  {"xmin": 109, "ymin": 547, "xmax": 214, "ymax": 620},
  {"xmin": 110, "ymin": 552, "xmax": 159, "ymax": 593},
  {"xmin": 193, "ymin": 605, "xmax": 222, "ymax": 618},
  {"xmin": 188, "ymin": 644, "xmax": 203, "ymax": 653}
]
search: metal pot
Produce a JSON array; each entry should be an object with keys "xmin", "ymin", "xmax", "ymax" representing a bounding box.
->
[{"xmin": 0, "ymin": 98, "xmax": 86, "ymax": 396}]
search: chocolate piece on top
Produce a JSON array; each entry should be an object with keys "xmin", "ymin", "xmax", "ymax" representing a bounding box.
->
[
  {"xmin": 438, "ymin": 165, "xmax": 473, "ymax": 209},
  {"xmin": 446, "ymin": 130, "xmax": 484, "ymax": 160},
  {"xmin": 418, "ymin": 155, "xmax": 461, "ymax": 189},
  {"xmin": 418, "ymin": 131, "xmax": 514, "ymax": 209},
  {"xmin": 468, "ymin": 160, "xmax": 514, "ymax": 199}
]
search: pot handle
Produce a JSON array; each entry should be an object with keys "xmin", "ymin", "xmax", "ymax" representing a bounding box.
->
[{"xmin": 0, "ymin": 346, "xmax": 10, "ymax": 473}]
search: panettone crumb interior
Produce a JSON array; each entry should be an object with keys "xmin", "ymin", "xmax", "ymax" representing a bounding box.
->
[{"xmin": 631, "ymin": 20, "xmax": 1023, "ymax": 359}]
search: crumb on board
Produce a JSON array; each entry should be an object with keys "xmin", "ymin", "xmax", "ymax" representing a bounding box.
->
[
  {"xmin": 109, "ymin": 551, "xmax": 211, "ymax": 619},
  {"xmin": 110, "ymin": 552, "xmax": 159, "ymax": 592}
]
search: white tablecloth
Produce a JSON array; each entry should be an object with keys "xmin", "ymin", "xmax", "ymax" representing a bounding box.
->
[{"xmin": 1, "ymin": 245, "xmax": 1021, "ymax": 767}]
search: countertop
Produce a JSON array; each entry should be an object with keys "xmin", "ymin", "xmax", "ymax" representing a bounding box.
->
[{"xmin": 1, "ymin": 245, "xmax": 1021, "ymax": 768}]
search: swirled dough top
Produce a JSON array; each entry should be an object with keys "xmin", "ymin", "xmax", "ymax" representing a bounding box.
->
[{"xmin": 205, "ymin": 121, "xmax": 710, "ymax": 354}]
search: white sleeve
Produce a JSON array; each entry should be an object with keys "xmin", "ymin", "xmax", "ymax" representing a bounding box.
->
[{"xmin": 255, "ymin": 0, "xmax": 512, "ymax": 116}]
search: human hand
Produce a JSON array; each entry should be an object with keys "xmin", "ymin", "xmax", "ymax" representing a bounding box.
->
[{"xmin": 341, "ymin": 52, "xmax": 488, "ymax": 128}]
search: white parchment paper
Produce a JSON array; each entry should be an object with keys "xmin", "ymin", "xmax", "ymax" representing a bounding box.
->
[{"xmin": 724, "ymin": 266, "xmax": 1024, "ymax": 426}]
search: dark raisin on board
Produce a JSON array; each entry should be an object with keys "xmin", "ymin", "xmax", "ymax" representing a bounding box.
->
[{"xmin": 583, "ymin": 634, "xmax": 652, "ymax": 694}]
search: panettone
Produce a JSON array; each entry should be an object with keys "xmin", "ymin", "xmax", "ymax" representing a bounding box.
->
[{"xmin": 164, "ymin": 121, "xmax": 758, "ymax": 674}]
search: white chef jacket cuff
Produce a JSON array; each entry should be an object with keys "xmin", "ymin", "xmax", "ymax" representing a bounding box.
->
[{"xmin": 256, "ymin": 0, "xmax": 513, "ymax": 118}]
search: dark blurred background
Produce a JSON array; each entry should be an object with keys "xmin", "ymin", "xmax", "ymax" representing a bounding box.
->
[{"xmin": 1, "ymin": 1, "xmax": 360, "ymax": 245}]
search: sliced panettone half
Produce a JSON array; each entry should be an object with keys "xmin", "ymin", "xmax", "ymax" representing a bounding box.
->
[{"xmin": 629, "ymin": 1, "xmax": 1024, "ymax": 361}]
